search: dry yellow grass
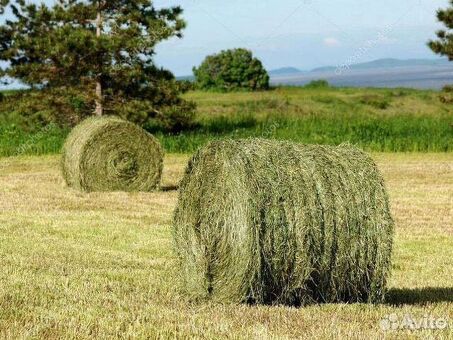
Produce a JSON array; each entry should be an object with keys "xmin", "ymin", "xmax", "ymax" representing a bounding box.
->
[{"xmin": 0, "ymin": 153, "xmax": 452, "ymax": 339}]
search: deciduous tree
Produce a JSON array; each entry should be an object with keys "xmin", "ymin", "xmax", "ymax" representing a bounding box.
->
[{"xmin": 193, "ymin": 48, "xmax": 269, "ymax": 92}]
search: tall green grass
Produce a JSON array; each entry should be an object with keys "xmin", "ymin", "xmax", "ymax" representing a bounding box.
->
[
  {"xmin": 0, "ymin": 87, "xmax": 452, "ymax": 157},
  {"xmin": 155, "ymin": 112, "xmax": 452, "ymax": 153},
  {"xmin": 0, "ymin": 124, "xmax": 68, "ymax": 157}
]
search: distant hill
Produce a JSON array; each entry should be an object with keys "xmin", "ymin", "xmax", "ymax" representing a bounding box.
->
[
  {"xmin": 268, "ymin": 67, "xmax": 305, "ymax": 76},
  {"xmin": 176, "ymin": 75, "xmax": 195, "ymax": 81},
  {"xmin": 310, "ymin": 58, "xmax": 450, "ymax": 73},
  {"xmin": 269, "ymin": 58, "xmax": 453, "ymax": 90},
  {"xmin": 171, "ymin": 58, "xmax": 452, "ymax": 90}
]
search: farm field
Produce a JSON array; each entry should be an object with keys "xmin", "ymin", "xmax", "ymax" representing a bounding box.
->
[
  {"xmin": 0, "ymin": 153, "xmax": 451, "ymax": 339},
  {"xmin": 1, "ymin": 0, "xmax": 452, "ymax": 338}
]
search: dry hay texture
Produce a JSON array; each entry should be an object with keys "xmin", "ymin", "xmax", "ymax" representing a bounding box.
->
[
  {"xmin": 62, "ymin": 116, "xmax": 163, "ymax": 192},
  {"xmin": 174, "ymin": 139, "xmax": 394, "ymax": 306}
]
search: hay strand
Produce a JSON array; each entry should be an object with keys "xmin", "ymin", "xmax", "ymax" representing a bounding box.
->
[
  {"xmin": 173, "ymin": 139, "xmax": 394, "ymax": 305},
  {"xmin": 61, "ymin": 116, "xmax": 163, "ymax": 192}
]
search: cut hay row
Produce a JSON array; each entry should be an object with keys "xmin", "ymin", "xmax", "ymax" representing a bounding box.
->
[
  {"xmin": 61, "ymin": 116, "xmax": 163, "ymax": 192},
  {"xmin": 173, "ymin": 139, "xmax": 394, "ymax": 306}
]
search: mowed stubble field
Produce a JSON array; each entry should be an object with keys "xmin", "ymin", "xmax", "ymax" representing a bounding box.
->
[{"xmin": 0, "ymin": 153, "xmax": 452, "ymax": 339}]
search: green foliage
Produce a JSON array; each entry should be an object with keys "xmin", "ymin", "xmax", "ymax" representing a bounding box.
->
[
  {"xmin": 440, "ymin": 85, "xmax": 453, "ymax": 103},
  {"xmin": 429, "ymin": 1, "xmax": 453, "ymax": 101},
  {"xmin": 0, "ymin": 0, "xmax": 195, "ymax": 131},
  {"xmin": 304, "ymin": 79, "xmax": 330, "ymax": 89},
  {"xmin": 428, "ymin": 0, "xmax": 453, "ymax": 61},
  {"xmin": 193, "ymin": 48, "xmax": 269, "ymax": 92},
  {"xmin": 176, "ymin": 80, "xmax": 196, "ymax": 93},
  {"xmin": 358, "ymin": 94, "xmax": 391, "ymax": 109},
  {"xmin": 0, "ymin": 88, "xmax": 94, "ymax": 130}
]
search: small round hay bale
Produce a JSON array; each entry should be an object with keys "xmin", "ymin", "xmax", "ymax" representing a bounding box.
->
[
  {"xmin": 173, "ymin": 139, "xmax": 394, "ymax": 305},
  {"xmin": 61, "ymin": 116, "xmax": 163, "ymax": 192}
]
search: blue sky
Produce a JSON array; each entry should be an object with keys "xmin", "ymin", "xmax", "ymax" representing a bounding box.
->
[
  {"xmin": 152, "ymin": 0, "xmax": 450, "ymax": 75},
  {"xmin": 1, "ymin": 0, "xmax": 450, "ymax": 76}
]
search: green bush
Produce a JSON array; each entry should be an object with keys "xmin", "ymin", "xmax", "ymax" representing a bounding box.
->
[
  {"xmin": 358, "ymin": 94, "xmax": 391, "ymax": 110},
  {"xmin": 440, "ymin": 85, "xmax": 453, "ymax": 104},
  {"xmin": 0, "ymin": 89, "xmax": 91, "ymax": 131},
  {"xmin": 176, "ymin": 80, "xmax": 196, "ymax": 93},
  {"xmin": 304, "ymin": 80, "xmax": 330, "ymax": 89},
  {"xmin": 0, "ymin": 84, "xmax": 196, "ymax": 133},
  {"xmin": 193, "ymin": 48, "xmax": 269, "ymax": 92}
]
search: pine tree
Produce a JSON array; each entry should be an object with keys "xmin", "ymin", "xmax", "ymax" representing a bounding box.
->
[
  {"xmin": 429, "ymin": 0, "xmax": 453, "ymax": 101},
  {"xmin": 428, "ymin": 0, "xmax": 453, "ymax": 61},
  {"xmin": 0, "ymin": 0, "xmax": 194, "ymax": 130}
]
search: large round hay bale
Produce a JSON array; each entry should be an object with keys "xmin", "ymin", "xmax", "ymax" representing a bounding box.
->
[
  {"xmin": 61, "ymin": 116, "xmax": 163, "ymax": 192},
  {"xmin": 173, "ymin": 139, "xmax": 394, "ymax": 305}
]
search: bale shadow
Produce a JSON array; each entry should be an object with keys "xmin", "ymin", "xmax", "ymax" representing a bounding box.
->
[
  {"xmin": 161, "ymin": 185, "xmax": 179, "ymax": 192},
  {"xmin": 385, "ymin": 287, "xmax": 453, "ymax": 306}
]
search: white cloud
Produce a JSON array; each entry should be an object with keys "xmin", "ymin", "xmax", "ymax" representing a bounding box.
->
[{"xmin": 323, "ymin": 37, "xmax": 341, "ymax": 47}]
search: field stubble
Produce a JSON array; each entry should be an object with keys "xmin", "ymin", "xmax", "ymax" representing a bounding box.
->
[{"xmin": 0, "ymin": 153, "xmax": 451, "ymax": 339}]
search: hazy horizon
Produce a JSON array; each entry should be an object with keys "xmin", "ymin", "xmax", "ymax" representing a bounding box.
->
[
  {"xmin": 153, "ymin": 0, "xmax": 450, "ymax": 76},
  {"xmin": 0, "ymin": 0, "xmax": 451, "ymax": 78}
]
